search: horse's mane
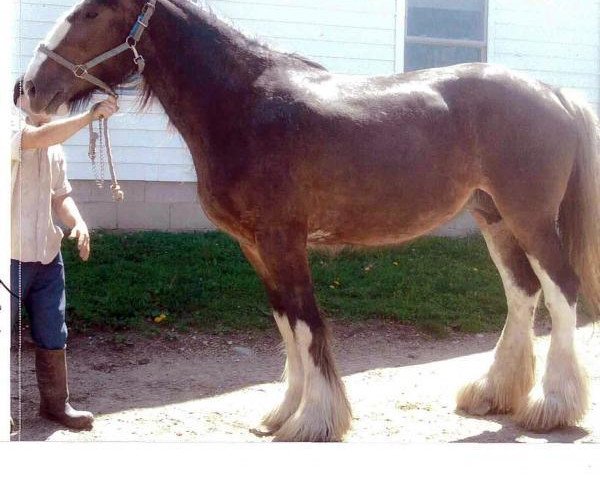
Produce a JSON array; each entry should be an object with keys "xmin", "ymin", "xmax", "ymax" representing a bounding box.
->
[
  {"xmin": 67, "ymin": 0, "xmax": 325, "ymax": 115},
  {"xmin": 135, "ymin": 0, "xmax": 326, "ymax": 111},
  {"xmin": 183, "ymin": 0, "xmax": 325, "ymax": 69}
]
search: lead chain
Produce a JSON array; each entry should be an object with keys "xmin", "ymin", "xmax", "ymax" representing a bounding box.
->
[
  {"xmin": 88, "ymin": 115, "xmax": 124, "ymax": 201},
  {"xmin": 88, "ymin": 120, "xmax": 104, "ymax": 188},
  {"xmin": 97, "ymin": 118, "xmax": 106, "ymax": 186}
]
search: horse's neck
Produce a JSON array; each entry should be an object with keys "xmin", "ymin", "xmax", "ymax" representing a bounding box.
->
[{"xmin": 141, "ymin": 1, "xmax": 266, "ymax": 143}]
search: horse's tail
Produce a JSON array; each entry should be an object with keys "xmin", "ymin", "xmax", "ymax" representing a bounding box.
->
[{"xmin": 555, "ymin": 88, "xmax": 600, "ymax": 316}]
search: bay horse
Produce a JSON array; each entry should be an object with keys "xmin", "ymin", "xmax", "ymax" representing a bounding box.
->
[{"xmin": 23, "ymin": 0, "xmax": 600, "ymax": 441}]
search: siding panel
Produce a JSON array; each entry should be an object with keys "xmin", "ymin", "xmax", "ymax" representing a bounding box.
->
[
  {"xmin": 209, "ymin": 2, "xmax": 394, "ymax": 29},
  {"xmin": 234, "ymin": 19, "xmax": 395, "ymax": 44},
  {"xmin": 12, "ymin": 0, "xmax": 398, "ymax": 182},
  {"xmin": 488, "ymin": 0, "xmax": 600, "ymax": 110},
  {"xmin": 12, "ymin": 0, "xmax": 600, "ymax": 183},
  {"xmin": 208, "ymin": 0, "xmax": 395, "ymax": 14}
]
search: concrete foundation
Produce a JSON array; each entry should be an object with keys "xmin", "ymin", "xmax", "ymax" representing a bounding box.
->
[{"xmin": 70, "ymin": 180, "xmax": 479, "ymax": 236}]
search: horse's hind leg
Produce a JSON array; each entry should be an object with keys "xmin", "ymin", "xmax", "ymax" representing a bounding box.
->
[
  {"xmin": 508, "ymin": 223, "xmax": 589, "ymax": 431},
  {"xmin": 457, "ymin": 194, "xmax": 541, "ymax": 415},
  {"xmin": 241, "ymin": 229, "xmax": 352, "ymax": 441}
]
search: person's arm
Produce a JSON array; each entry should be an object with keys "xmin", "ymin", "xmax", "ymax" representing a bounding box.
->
[
  {"xmin": 50, "ymin": 143, "xmax": 91, "ymax": 262},
  {"xmin": 21, "ymin": 96, "xmax": 119, "ymax": 150},
  {"xmin": 21, "ymin": 112, "xmax": 93, "ymax": 150},
  {"xmin": 53, "ymin": 194, "xmax": 90, "ymax": 261}
]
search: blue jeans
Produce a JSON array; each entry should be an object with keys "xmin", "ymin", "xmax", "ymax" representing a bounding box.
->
[{"xmin": 10, "ymin": 252, "xmax": 68, "ymax": 350}]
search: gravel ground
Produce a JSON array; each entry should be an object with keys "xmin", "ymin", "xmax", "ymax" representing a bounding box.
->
[{"xmin": 10, "ymin": 318, "xmax": 600, "ymax": 443}]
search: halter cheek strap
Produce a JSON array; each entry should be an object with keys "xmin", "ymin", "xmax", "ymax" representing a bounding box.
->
[
  {"xmin": 37, "ymin": 45, "xmax": 118, "ymax": 96},
  {"xmin": 37, "ymin": 0, "xmax": 157, "ymax": 97}
]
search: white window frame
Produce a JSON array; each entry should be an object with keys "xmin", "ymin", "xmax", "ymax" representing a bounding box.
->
[{"xmin": 403, "ymin": 0, "xmax": 488, "ymax": 72}]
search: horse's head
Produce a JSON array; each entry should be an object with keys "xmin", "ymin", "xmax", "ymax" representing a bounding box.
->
[{"xmin": 24, "ymin": 0, "xmax": 144, "ymax": 114}]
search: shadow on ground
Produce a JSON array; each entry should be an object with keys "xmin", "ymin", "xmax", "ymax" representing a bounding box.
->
[{"xmin": 10, "ymin": 316, "xmax": 598, "ymax": 442}]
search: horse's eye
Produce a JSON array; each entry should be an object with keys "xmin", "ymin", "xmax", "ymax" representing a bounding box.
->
[{"xmin": 85, "ymin": 11, "xmax": 98, "ymax": 19}]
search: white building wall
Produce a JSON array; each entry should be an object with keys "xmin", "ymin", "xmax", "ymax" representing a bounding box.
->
[
  {"xmin": 15, "ymin": 0, "xmax": 600, "ymax": 184},
  {"xmin": 488, "ymin": 0, "xmax": 600, "ymax": 112},
  {"xmin": 12, "ymin": 0, "xmax": 399, "ymax": 184},
  {"xmin": 209, "ymin": 0, "xmax": 398, "ymax": 75}
]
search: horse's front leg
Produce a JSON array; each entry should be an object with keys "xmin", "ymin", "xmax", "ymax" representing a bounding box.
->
[
  {"xmin": 241, "ymin": 228, "xmax": 352, "ymax": 442},
  {"xmin": 240, "ymin": 244, "xmax": 304, "ymax": 435}
]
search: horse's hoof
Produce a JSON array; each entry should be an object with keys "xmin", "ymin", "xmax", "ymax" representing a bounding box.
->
[
  {"xmin": 272, "ymin": 425, "xmax": 341, "ymax": 442},
  {"xmin": 515, "ymin": 357, "xmax": 589, "ymax": 432},
  {"xmin": 260, "ymin": 409, "xmax": 294, "ymax": 437},
  {"xmin": 270, "ymin": 403, "xmax": 351, "ymax": 442},
  {"xmin": 456, "ymin": 377, "xmax": 511, "ymax": 416},
  {"xmin": 514, "ymin": 391, "xmax": 588, "ymax": 432},
  {"xmin": 457, "ymin": 379, "xmax": 492, "ymax": 415},
  {"xmin": 249, "ymin": 426, "xmax": 275, "ymax": 438}
]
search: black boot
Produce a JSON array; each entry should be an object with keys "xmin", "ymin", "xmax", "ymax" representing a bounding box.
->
[{"xmin": 35, "ymin": 347, "xmax": 93, "ymax": 430}]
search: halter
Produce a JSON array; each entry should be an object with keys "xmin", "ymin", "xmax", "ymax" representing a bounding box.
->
[
  {"xmin": 35, "ymin": 0, "xmax": 158, "ymax": 201},
  {"xmin": 37, "ymin": 0, "xmax": 158, "ymax": 97}
]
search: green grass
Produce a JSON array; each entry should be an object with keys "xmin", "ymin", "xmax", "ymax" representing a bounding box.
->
[{"xmin": 61, "ymin": 231, "xmax": 506, "ymax": 335}]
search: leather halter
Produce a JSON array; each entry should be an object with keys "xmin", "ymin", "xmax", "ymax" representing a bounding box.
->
[{"xmin": 37, "ymin": 0, "xmax": 158, "ymax": 97}]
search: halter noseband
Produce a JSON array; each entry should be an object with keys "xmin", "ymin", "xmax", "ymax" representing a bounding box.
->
[{"xmin": 37, "ymin": 0, "xmax": 158, "ymax": 97}]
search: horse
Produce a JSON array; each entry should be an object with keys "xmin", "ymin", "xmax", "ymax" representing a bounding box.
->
[{"xmin": 23, "ymin": 0, "xmax": 600, "ymax": 441}]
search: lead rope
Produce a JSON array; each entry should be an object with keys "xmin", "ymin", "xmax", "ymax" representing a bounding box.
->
[
  {"xmin": 88, "ymin": 121, "xmax": 102, "ymax": 188},
  {"xmin": 102, "ymin": 117, "xmax": 124, "ymax": 201},
  {"xmin": 88, "ymin": 112, "xmax": 124, "ymax": 201}
]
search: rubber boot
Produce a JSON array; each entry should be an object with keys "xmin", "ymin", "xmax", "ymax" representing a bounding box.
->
[{"xmin": 35, "ymin": 347, "xmax": 93, "ymax": 430}]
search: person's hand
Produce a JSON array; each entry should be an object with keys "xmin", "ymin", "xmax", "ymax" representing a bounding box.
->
[
  {"xmin": 69, "ymin": 222, "xmax": 90, "ymax": 261},
  {"xmin": 89, "ymin": 96, "xmax": 119, "ymax": 121}
]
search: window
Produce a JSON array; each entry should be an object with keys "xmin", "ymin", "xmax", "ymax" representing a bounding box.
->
[{"xmin": 404, "ymin": 0, "xmax": 487, "ymax": 72}]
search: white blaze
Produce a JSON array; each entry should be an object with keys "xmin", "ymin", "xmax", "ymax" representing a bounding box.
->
[
  {"xmin": 25, "ymin": 7, "xmax": 75, "ymax": 81},
  {"xmin": 45, "ymin": 10, "xmax": 73, "ymax": 49}
]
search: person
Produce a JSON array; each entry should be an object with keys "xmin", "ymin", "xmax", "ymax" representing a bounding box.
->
[{"xmin": 11, "ymin": 78, "xmax": 118, "ymax": 430}]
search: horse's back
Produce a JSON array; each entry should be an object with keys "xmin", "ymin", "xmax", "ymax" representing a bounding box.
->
[{"xmin": 277, "ymin": 62, "xmax": 569, "ymax": 124}]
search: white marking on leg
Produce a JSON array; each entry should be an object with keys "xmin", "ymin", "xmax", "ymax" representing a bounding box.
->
[
  {"xmin": 458, "ymin": 227, "xmax": 538, "ymax": 413},
  {"xmin": 486, "ymin": 232, "xmax": 538, "ymax": 389},
  {"xmin": 517, "ymin": 256, "xmax": 589, "ymax": 430},
  {"xmin": 274, "ymin": 320, "xmax": 351, "ymax": 441},
  {"xmin": 262, "ymin": 312, "xmax": 303, "ymax": 431},
  {"xmin": 295, "ymin": 321, "xmax": 332, "ymax": 412}
]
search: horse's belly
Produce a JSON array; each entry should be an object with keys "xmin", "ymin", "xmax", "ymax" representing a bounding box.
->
[{"xmin": 306, "ymin": 186, "xmax": 472, "ymax": 247}]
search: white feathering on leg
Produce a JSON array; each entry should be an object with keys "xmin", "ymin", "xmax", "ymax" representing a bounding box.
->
[
  {"xmin": 261, "ymin": 312, "xmax": 304, "ymax": 432},
  {"xmin": 457, "ymin": 227, "xmax": 539, "ymax": 415},
  {"xmin": 273, "ymin": 321, "xmax": 351, "ymax": 442},
  {"xmin": 515, "ymin": 256, "xmax": 590, "ymax": 431}
]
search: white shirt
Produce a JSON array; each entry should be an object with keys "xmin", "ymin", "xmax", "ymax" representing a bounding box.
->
[{"xmin": 11, "ymin": 127, "xmax": 72, "ymax": 264}]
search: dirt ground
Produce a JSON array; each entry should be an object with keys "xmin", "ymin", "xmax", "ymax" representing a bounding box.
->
[{"xmin": 10, "ymin": 317, "xmax": 600, "ymax": 443}]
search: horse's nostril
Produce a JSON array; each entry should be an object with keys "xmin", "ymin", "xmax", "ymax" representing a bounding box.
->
[{"xmin": 25, "ymin": 80, "xmax": 36, "ymax": 98}]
